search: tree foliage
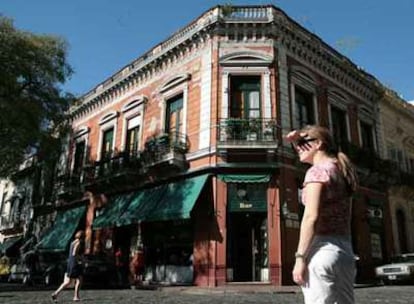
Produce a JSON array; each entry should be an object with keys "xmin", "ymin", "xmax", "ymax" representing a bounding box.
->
[{"xmin": 0, "ymin": 16, "xmax": 74, "ymax": 178}]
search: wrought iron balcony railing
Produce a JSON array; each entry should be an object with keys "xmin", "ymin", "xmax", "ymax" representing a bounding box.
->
[
  {"xmin": 54, "ymin": 172, "xmax": 83, "ymax": 199},
  {"xmin": 217, "ymin": 118, "xmax": 279, "ymax": 147},
  {"xmin": 340, "ymin": 142, "xmax": 401, "ymax": 187},
  {"xmin": 83, "ymin": 150, "xmax": 143, "ymax": 184},
  {"xmin": 142, "ymin": 132, "xmax": 189, "ymax": 166}
]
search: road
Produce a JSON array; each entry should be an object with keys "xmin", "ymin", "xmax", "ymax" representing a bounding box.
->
[{"xmin": 0, "ymin": 285, "xmax": 414, "ymax": 303}]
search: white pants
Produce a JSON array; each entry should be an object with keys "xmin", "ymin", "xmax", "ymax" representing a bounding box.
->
[{"xmin": 301, "ymin": 235, "xmax": 356, "ymax": 304}]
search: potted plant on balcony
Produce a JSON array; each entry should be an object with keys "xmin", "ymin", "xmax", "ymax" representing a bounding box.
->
[
  {"xmin": 246, "ymin": 118, "xmax": 261, "ymax": 141},
  {"xmin": 225, "ymin": 118, "xmax": 241, "ymax": 141},
  {"xmin": 263, "ymin": 120, "xmax": 277, "ymax": 141},
  {"xmin": 170, "ymin": 132, "xmax": 188, "ymax": 153}
]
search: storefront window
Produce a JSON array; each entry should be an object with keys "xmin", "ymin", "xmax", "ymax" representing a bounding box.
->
[
  {"xmin": 142, "ymin": 220, "xmax": 193, "ymax": 283},
  {"xmin": 143, "ymin": 220, "xmax": 193, "ymax": 265}
]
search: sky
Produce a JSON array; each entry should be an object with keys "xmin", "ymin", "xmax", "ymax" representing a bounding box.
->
[{"xmin": 2, "ymin": 0, "xmax": 413, "ymax": 102}]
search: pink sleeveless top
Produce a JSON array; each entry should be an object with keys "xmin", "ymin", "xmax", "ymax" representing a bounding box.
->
[{"xmin": 301, "ymin": 159, "xmax": 351, "ymax": 235}]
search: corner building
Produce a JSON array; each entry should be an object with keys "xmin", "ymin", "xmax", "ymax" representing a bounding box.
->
[{"xmin": 55, "ymin": 5, "xmax": 392, "ymax": 286}]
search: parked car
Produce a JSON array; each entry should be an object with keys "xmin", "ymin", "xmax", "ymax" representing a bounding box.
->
[
  {"xmin": 375, "ymin": 253, "xmax": 414, "ymax": 284},
  {"xmin": 8, "ymin": 259, "xmax": 45, "ymax": 285},
  {"xmin": 8, "ymin": 251, "xmax": 66, "ymax": 286},
  {"xmin": 82, "ymin": 254, "xmax": 117, "ymax": 288}
]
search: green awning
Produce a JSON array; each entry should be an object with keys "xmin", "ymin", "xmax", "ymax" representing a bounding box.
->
[
  {"xmin": 218, "ymin": 174, "xmax": 271, "ymax": 183},
  {"xmin": 93, "ymin": 192, "xmax": 135, "ymax": 229},
  {"xmin": 37, "ymin": 205, "xmax": 86, "ymax": 252},
  {"xmin": 145, "ymin": 174, "xmax": 210, "ymax": 222},
  {"xmin": 116, "ymin": 186, "xmax": 167, "ymax": 226},
  {"xmin": 117, "ymin": 174, "xmax": 210, "ymax": 225}
]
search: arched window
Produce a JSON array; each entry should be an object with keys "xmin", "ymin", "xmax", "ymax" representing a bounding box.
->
[{"xmin": 98, "ymin": 111, "xmax": 118, "ymax": 160}]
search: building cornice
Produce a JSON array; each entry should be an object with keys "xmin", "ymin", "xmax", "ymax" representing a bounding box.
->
[
  {"xmin": 381, "ymin": 89, "xmax": 414, "ymax": 119},
  {"xmin": 272, "ymin": 17, "xmax": 378, "ymax": 102},
  {"xmin": 71, "ymin": 5, "xmax": 383, "ymax": 120}
]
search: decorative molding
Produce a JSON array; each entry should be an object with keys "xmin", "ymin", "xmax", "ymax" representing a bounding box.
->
[
  {"xmin": 159, "ymin": 73, "xmax": 191, "ymax": 93},
  {"xmin": 328, "ymin": 88, "xmax": 351, "ymax": 105},
  {"xmin": 98, "ymin": 111, "xmax": 119, "ymax": 125},
  {"xmin": 358, "ymin": 105, "xmax": 375, "ymax": 123},
  {"xmin": 74, "ymin": 126, "xmax": 90, "ymax": 138},
  {"xmin": 121, "ymin": 96, "xmax": 148, "ymax": 113},
  {"xmin": 219, "ymin": 51, "xmax": 273, "ymax": 66},
  {"xmin": 290, "ymin": 65, "xmax": 316, "ymax": 85}
]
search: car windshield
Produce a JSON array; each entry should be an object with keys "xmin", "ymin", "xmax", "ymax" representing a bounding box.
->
[{"xmin": 391, "ymin": 255, "xmax": 414, "ymax": 263}]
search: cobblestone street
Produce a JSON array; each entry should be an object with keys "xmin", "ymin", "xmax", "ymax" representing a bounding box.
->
[{"xmin": 1, "ymin": 285, "xmax": 414, "ymax": 304}]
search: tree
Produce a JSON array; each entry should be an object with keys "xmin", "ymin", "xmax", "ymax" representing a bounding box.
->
[{"xmin": 0, "ymin": 16, "xmax": 74, "ymax": 178}]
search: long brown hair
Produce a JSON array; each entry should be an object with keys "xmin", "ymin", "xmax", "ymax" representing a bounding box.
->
[
  {"xmin": 300, "ymin": 125, "xmax": 358, "ymax": 194},
  {"xmin": 74, "ymin": 230, "xmax": 84, "ymax": 240}
]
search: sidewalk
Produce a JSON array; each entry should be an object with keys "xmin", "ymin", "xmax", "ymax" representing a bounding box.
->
[
  {"xmin": 137, "ymin": 282, "xmax": 378, "ymax": 295},
  {"xmin": 1, "ymin": 282, "xmax": 376, "ymax": 294},
  {"xmin": 137, "ymin": 283, "xmax": 301, "ymax": 295}
]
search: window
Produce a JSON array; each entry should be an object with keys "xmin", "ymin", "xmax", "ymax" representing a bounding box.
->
[
  {"xmin": 388, "ymin": 145, "xmax": 397, "ymax": 162},
  {"xmin": 388, "ymin": 145, "xmax": 409, "ymax": 171},
  {"xmin": 230, "ymin": 76, "xmax": 261, "ymax": 119},
  {"xmin": 166, "ymin": 94, "xmax": 184, "ymax": 136},
  {"xmin": 98, "ymin": 112, "xmax": 118, "ymax": 161},
  {"xmin": 125, "ymin": 116, "xmax": 140, "ymax": 156},
  {"xmin": 101, "ymin": 128, "xmax": 114, "ymax": 159},
  {"xmin": 360, "ymin": 121, "xmax": 375, "ymax": 152},
  {"xmin": 122, "ymin": 98, "xmax": 145, "ymax": 156},
  {"xmin": 73, "ymin": 141, "xmax": 86, "ymax": 175},
  {"xmin": 396, "ymin": 150, "xmax": 405, "ymax": 171},
  {"xmin": 396, "ymin": 209, "xmax": 408, "ymax": 253},
  {"xmin": 409, "ymin": 158, "xmax": 414, "ymax": 173},
  {"xmin": 330, "ymin": 106, "xmax": 348, "ymax": 151},
  {"xmin": 295, "ymin": 87, "xmax": 315, "ymax": 128}
]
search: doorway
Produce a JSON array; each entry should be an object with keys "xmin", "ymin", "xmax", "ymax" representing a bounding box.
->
[{"xmin": 227, "ymin": 212, "xmax": 268, "ymax": 282}]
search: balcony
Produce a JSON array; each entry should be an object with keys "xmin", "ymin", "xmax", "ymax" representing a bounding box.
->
[
  {"xmin": 54, "ymin": 173, "xmax": 83, "ymax": 200},
  {"xmin": 12, "ymin": 155, "xmax": 38, "ymax": 179},
  {"xmin": 341, "ymin": 142, "xmax": 399, "ymax": 189},
  {"xmin": 220, "ymin": 6, "xmax": 271, "ymax": 23},
  {"xmin": 0, "ymin": 214, "xmax": 23, "ymax": 234},
  {"xmin": 142, "ymin": 132, "xmax": 189, "ymax": 171},
  {"xmin": 0, "ymin": 215, "xmax": 13, "ymax": 230},
  {"xmin": 217, "ymin": 118, "xmax": 279, "ymax": 157},
  {"xmin": 387, "ymin": 166, "xmax": 414, "ymax": 200},
  {"xmin": 83, "ymin": 151, "xmax": 143, "ymax": 192}
]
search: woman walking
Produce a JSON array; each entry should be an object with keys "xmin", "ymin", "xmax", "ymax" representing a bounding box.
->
[
  {"xmin": 285, "ymin": 125, "xmax": 358, "ymax": 304},
  {"xmin": 51, "ymin": 230, "xmax": 85, "ymax": 302}
]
